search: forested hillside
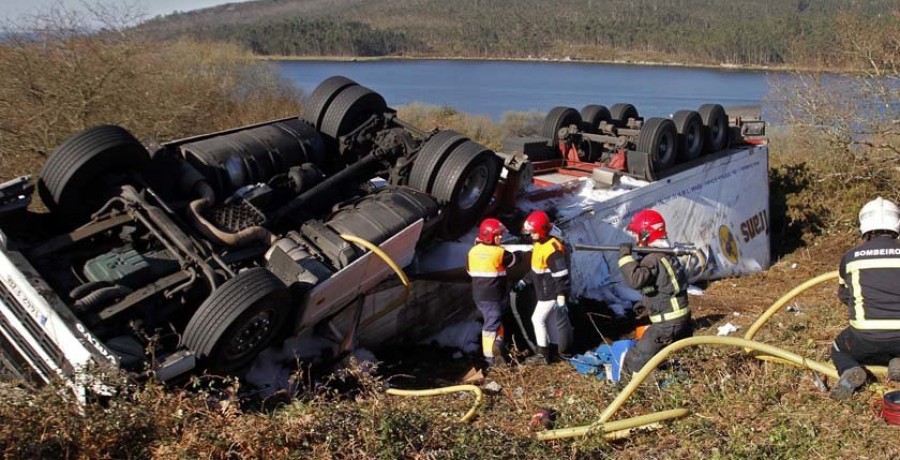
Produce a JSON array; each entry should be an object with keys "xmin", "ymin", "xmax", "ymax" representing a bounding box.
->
[{"xmin": 138, "ymin": 0, "xmax": 896, "ymax": 67}]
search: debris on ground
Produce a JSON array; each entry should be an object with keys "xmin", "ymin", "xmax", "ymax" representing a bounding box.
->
[
  {"xmin": 483, "ymin": 381, "xmax": 502, "ymax": 393},
  {"xmin": 716, "ymin": 322, "xmax": 740, "ymax": 336},
  {"xmin": 687, "ymin": 285, "xmax": 704, "ymax": 296}
]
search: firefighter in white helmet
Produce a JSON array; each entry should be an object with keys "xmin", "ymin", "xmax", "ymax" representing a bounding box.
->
[{"xmin": 830, "ymin": 197, "xmax": 900, "ymax": 400}]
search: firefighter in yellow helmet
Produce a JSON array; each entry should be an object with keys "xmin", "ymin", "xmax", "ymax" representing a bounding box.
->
[{"xmin": 467, "ymin": 218, "xmax": 519, "ymax": 367}]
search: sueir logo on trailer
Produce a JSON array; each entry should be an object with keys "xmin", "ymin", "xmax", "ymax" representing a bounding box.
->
[{"xmin": 740, "ymin": 210, "xmax": 768, "ymax": 243}]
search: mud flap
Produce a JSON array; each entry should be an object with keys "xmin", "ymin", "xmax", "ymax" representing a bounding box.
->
[{"xmin": 626, "ymin": 149, "xmax": 657, "ymax": 181}]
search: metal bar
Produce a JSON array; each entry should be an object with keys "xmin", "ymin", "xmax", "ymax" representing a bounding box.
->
[
  {"xmin": 391, "ymin": 117, "xmax": 430, "ymax": 139},
  {"xmin": 97, "ymin": 270, "xmax": 192, "ymax": 321},
  {"xmin": 574, "ymin": 244, "xmax": 697, "ymax": 256},
  {"xmin": 28, "ymin": 214, "xmax": 133, "ymax": 259}
]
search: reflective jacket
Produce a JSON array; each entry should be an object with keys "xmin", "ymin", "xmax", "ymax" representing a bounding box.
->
[
  {"xmin": 618, "ymin": 249, "xmax": 689, "ymax": 323},
  {"xmin": 524, "ymin": 236, "xmax": 570, "ymax": 301},
  {"xmin": 838, "ymin": 235, "xmax": 900, "ymax": 340},
  {"xmin": 467, "ymin": 243, "xmax": 517, "ymax": 301}
]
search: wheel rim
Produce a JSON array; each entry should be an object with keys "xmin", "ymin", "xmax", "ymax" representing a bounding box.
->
[
  {"xmin": 457, "ymin": 163, "xmax": 490, "ymax": 210},
  {"xmin": 687, "ymin": 125, "xmax": 701, "ymax": 153},
  {"xmin": 224, "ymin": 308, "xmax": 276, "ymax": 359},
  {"xmin": 711, "ymin": 119, "xmax": 724, "ymax": 144},
  {"xmin": 657, "ymin": 132, "xmax": 675, "ymax": 164}
]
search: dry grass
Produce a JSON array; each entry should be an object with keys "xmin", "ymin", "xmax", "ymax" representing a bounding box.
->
[{"xmin": 3, "ymin": 235, "xmax": 899, "ymax": 459}]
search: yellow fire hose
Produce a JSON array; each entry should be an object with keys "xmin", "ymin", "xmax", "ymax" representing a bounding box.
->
[
  {"xmin": 334, "ymin": 238, "xmax": 886, "ymax": 436},
  {"xmin": 743, "ymin": 270, "xmax": 886, "ymax": 377},
  {"xmin": 338, "ymin": 234, "xmax": 484, "ymax": 423},
  {"xmin": 537, "ymin": 270, "xmax": 892, "ymax": 441},
  {"xmin": 538, "ymin": 336, "xmax": 846, "ymax": 441},
  {"xmin": 385, "ymin": 385, "xmax": 484, "ymax": 423}
]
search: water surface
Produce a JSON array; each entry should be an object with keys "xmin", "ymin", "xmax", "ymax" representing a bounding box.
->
[{"xmin": 278, "ymin": 59, "xmax": 779, "ymax": 120}]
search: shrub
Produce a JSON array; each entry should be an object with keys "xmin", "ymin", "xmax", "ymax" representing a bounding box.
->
[{"xmin": 0, "ymin": 7, "xmax": 302, "ymax": 183}]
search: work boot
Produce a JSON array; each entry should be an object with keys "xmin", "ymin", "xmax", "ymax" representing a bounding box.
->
[
  {"xmin": 524, "ymin": 346, "xmax": 548, "ymax": 365},
  {"xmin": 830, "ymin": 367, "xmax": 867, "ymax": 401},
  {"xmin": 889, "ymin": 358, "xmax": 900, "ymax": 382},
  {"xmin": 492, "ymin": 337, "xmax": 510, "ymax": 365},
  {"xmin": 547, "ymin": 343, "xmax": 561, "ymax": 364}
]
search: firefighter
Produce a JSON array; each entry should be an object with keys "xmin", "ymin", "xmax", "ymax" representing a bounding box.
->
[
  {"xmin": 515, "ymin": 210, "xmax": 570, "ymax": 365},
  {"xmin": 467, "ymin": 218, "xmax": 518, "ymax": 367},
  {"xmin": 830, "ymin": 197, "xmax": 900, "ymax": 400},
  {"xmin": 617, "ymin": 209, "xmax": 692, "ymax": 374}
]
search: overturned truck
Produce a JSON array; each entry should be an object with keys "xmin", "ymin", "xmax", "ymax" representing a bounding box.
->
[{"xmin": 0, "ymin": 76, "xmax": 770, "ymax": 390}]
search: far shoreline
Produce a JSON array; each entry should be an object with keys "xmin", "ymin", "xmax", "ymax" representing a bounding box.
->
[{"xmin": 255, "ymin": 54, "xmax": 818, "ymax": 73}]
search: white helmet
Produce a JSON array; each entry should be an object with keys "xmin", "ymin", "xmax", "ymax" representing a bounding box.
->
[{"xmin": 859, "ymin": 197, "xmax": 900, "ymax": 236}]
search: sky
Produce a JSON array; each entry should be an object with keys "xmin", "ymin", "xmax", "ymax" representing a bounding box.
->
[{"xmin": 0, "ymin": 0, "xmax": 252, "ymax": 22}]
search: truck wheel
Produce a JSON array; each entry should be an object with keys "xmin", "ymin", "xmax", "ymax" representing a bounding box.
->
[
  {"xmin": 182, "ymin": 268, "xmax": 290, "ymax": 374},
  {"xmin": 580, "ymin": 104, "xmax": 611, "ymax": 132},
  {"xmin": 698, "ymin": 104, "xmax": 728, "ymax": 153},
  {"xmin": 636, "ymin": 118, "xmax": 678, "ymax": 171},
  {"xmin": 408, "ymin": 130, "xmax": 467, "ymax": 194},
  {"xmin": 302, "ymin": 76, "xmax": 358, "ymax": 131},
  {"xmin": 541, "ymin": 107, "xmax": 581, "ymax": 147},
  {"xmin": 38, "ymin": 125, "xmax": 150, "ymax": 223},
  {"xmin": 431, "ymin": 140, "xmax": 501, "ymax": 238},
  {"xmin": 320, "ymin": 85, "xmax": 388, "ymax": 157},
  {"xmin": 610, "ymin": 103, "xmax": 639, "ymax": 128},
  {"xmin": 672, "ymin": 110, "xmax": 704, "ymax": 161}
]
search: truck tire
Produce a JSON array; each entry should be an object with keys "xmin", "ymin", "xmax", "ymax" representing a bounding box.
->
[
  {"xmin": 698, "ymin": 104, "xmax": 728, "ymax": 153},
  {"xmin": 636, "ymin": 118, "xmax": 678, "ymax": 171},
  {"xmin": 320, "ymin": 85, "xmax": 388, "ymax": 159},
  {"xmin": 610, "ymin": 103, "xmax": 639, "ymax": 128},
  {"xmin": 580, "ymin": 104, "xmax": 611, "ymax": 132},
  {"xmin": 541, "ymin": 107, "xmax": 581, "ymax": 147},
  {"xmin": 672, "ymin": 110, "xmax": 704, "ymax": 161},
  {"xmin": 431, "ymin": 140, "xmax": 501, "ymax": 238},
  {"xmin": 408, "ymin": 130, "xmax": 467, "ymax": 194},
  {"xmin": 182, "ymin": 268, "xmax": 290, "ymax": 374},
  {"xmin": 38, "ymin": 125, "xmax": 150, "ymax": 223},
  {"xmin": 302, "ymin": 76, "xmax": 358, "ymax": 131}
]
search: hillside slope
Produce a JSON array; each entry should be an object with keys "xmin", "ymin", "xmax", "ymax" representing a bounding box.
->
[{"xmin": 137, "ymin": 0, "xmax": 896, "ymax": 67}]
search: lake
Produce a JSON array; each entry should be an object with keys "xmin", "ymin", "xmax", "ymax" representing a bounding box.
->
[{"xmin": 277, "ymin": 59, "xmax": 783, "ymax": 121}]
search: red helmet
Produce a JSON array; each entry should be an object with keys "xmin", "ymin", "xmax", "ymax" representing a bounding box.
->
[
  {"xmin": 627, "ymin": 209, "xmax": 667, "ymax": 245},
  {"xmin": 523, "ymin": 210, "xmax": 552, "ymax": 239},
  {"xmin": 477, "ymin": 218, "xmax": 506, "ymax": 244}
]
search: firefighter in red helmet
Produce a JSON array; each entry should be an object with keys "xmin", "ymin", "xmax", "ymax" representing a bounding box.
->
[
  {"xmin": 467, "ymin": 218, "xmax": 519, "ymax": 367},
  {"xmin": 515, "ymin": 210, "xmax": 571, "ymax": 365},
  {"xmin": 618, "ymin": 209, "xmax": 693, "ymax": 374}
]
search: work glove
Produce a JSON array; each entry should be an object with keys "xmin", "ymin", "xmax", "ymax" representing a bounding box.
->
[
  {"xmin": 556, "ymin": 295, "xmax": 566, "ymax": 308},
  {"xmin": 513, "ymin": 280, "xmax": 527, "ymax": 292},
  {"xmin": 618, "ymin": 243, "xmax": 632, "ymax": 258}
]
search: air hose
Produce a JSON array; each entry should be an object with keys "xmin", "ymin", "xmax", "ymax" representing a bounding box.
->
[
  {"xmin": 337, "ymin": 235, "xmax": 485, "ymax": 423},
  {"xmin": 385, "ymin": 385, "xmax": 483, "ymax": 423},
  {"xmin": 338, "ymin": 234, "xmax": 411, "ymax": 328}
]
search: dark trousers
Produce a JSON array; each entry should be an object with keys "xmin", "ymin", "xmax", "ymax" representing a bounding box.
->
[
  {"xmin": 831, "ymin": 327, "xmax": 900, "ymax": 375},
  {"xmin": 475, "ymin": 298, "xmax": 508, "ymax": 333},
  {"xmin": 623, "ymin": 316, "xmax": 692, "ymax": 374}
]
